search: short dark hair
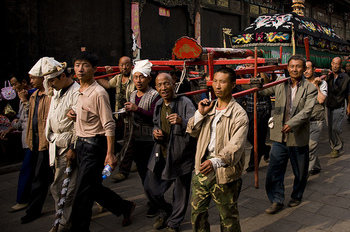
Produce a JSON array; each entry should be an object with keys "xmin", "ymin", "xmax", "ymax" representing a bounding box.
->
[
  {"xmin": 306, "ymin": 60, "xmax": 316, "ymax": 69},
  {"xmin": 10, "ymin": 73, "xmax": 29, "ymax": 84},
  {"xmin": 288, "ymin": 54, "xmax": 306, "ymax": 68},
  {"xmin": 216, "ymin": 67, "xmax": 236, "ymax": 82},
  {"xmin": 72, "ymin": 51, "xmax": 99, "ymax": 67}
]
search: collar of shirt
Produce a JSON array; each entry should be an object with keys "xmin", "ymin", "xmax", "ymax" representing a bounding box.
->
[
  {"xmin": 81, "ymin": 80, "xmax": 98, "ymax": 97},
  {"xmin": 59, "ymin": 81, "xmax": 75, "ymax": 98},
  {"xmin": 289, "ymin": 78, "xmax": 302, "ymax": 87}
]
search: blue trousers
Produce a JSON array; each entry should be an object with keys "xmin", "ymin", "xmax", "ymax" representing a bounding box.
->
[
  {"xmin": 266, "ymin": 142, "xmax": 309, "ymax": 204},
  {"xmin": 16, "ymin": 148, "xmax": 33, "ymax": 204}
]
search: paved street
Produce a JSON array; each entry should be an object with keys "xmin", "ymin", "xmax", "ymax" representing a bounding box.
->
[{"xmin": 1, "ymin": 117, "xmax": 350, "ymax": 232}]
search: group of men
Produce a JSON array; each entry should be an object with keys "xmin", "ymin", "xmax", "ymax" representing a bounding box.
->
[
  {"xmin": 4, "ymin": 51, "xmax": 350, "ymax": 232},
  {"xmin": 239, "ymin": 55, "xmax": 350, "ymax": 214}
]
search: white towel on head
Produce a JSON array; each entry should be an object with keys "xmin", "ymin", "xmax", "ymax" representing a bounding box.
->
[
  {"xmin": 28, "ymin": 57, "xmax": 67, "ymax": 95},
  {"xmin": 132, "ymin": 59, "xmax": 152, "ymax": 77}
]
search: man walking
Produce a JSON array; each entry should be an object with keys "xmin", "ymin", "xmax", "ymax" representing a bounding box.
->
[
  {"xmin": 122, "ymin": 59, "xmax": 160, "ymax": 217},
  {"xmin": 304, "ymin": 60, "xmax": 327, "ymax": 175},
  {"xmin": 21, "ymin": 57, "xmax": 53, "ymax": 224},
  {"xmin": 68, "ymin": 51, "xmax": 135, "ymax": 231},
  {"xmin": 261, "ymin": 55, "xmax": 317, "ymax": 214},
  {"xmin": 97, "ymin": 56, "xmax": 135, "ymax": 182},
  {"xmin": 187, "ymin": 67, "xmax": 248, "ymax": 232},
  {"xmin": 325, "ymin": 57, "xmax": 350, "ymax": 158},
  {"xmin": 44, "ymin": 58, "xmax": 80, "ymax": 231},
  {"xmin": 144, "ymin": 73, "xmax": 196, "ymax": 232}
]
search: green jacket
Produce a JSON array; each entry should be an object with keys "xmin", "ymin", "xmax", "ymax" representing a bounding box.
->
[{"xmin": 260, "ymin": 76, "xmax": 317, "ymax": 147}]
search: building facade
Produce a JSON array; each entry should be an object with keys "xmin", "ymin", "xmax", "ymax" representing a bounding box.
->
[{"xmin": 3, "ymin": 0, "xmax": 350, "ymax": 81}]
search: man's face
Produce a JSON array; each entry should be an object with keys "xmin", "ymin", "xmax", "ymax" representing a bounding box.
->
[
  {"xmin": 10, "ymin": 77, "xmax": 25, "ymax": 93},
  {"xmin": 287, "ymin": 59, "xmax": 305, "ymax": 80},
  {"xmin": 331, "ymin": 58, "xmax": 342, "ymax": 73},
  {"xmin": 304, "ymin": 61, "xmax": 315, "ymax": 79},
  {"xmin": 155, "ymin": 74, "xmax": 175, "ymax": 101},
  {"xmin": 345, "ymin": 63, "xmax": 350, "ymax": 73},
  {"xmin": 119, "ymin": 58, "xmax": 132, "ymax": 77},
  {"xmin": 48, "ymin": 74, "xmax": 65, "ymax": 91},
  {"xmin": 29, "ymin": 75, "xmax": 44, "ymax": 89},
  {"xmin": 74, "ymin": 60, "xmax": 96, "ymax": 82},
  {"xmin": 133, "ymin": 72, "xmax": 150, "ymax": 91},
  {"xmin": 212, "ymin": 72, "xmax": 234, "ymax": 99}
]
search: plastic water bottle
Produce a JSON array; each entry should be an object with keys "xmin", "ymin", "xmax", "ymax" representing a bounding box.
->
[{"xmin": 102, "ymin": 164, "xmax": 112, "ymax": 179}]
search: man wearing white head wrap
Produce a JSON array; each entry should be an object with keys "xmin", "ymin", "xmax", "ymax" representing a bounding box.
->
[
  {"xmin": 132, "ymin": 59, "xmax": 153, "ymax": 77},
  {"xmin": 44, "ymin": 58, "xmax": 80, "ymax": 231},
  {"xmin": 21, "ymin": 58, "xmax": 53, "ymax": 224}
]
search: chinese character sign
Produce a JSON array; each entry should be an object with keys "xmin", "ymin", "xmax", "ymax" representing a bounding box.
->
[{"xmin": 132, "ymin": 2, "xmax": 141, "ymax": 48}]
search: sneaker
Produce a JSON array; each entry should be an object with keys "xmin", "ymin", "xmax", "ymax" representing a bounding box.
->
[
  {"xmin": 153, "ymin": 216, "xmax": 167, "ymax": 230},
  {"xmin": 330, "ymin": 150, "xmax": 339, "ymax": 158},
  {"xmin": 288, "ymin": 198, "xmax": 301, "ymax": 207},
  {"xmin": 265, "ymin": 202, "xmax": 284, "ymax": 214},
  {"xmin": 8, "ymin": 203, "xmax": 28, "ymax": 213},
  {"xmin": 166, "ymin": 226, "xmax": 179, "ymax": 232},
  {"xmin": 146, "ymin": 206, "xmax": 159, "ymax": 218},
  {"xmin": 112, "ymin": 173, "xmax": 127, "ymax": 182},
  {"xmin": 122, "ymin": 201, "xmax": 136, "ymax": 227}
]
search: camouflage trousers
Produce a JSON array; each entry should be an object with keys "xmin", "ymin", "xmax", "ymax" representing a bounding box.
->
[{"xmin": 191, "ymin": 172, "xmax": 242, "ymax": 232}]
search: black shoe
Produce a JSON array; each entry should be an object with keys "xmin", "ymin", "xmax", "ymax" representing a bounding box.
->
[
  {"xmin": 122, "ymin": 201, "xmax": 136, "ymax": 227},
  {"xmin": 146, "ymin": 206, "xmax": 160, "ymax": 218},
  {"xmin": 245, "ymin": 166, "xmax": 254, "ymax": 172},
  {"xmin": 263, "ymin": 145, "xmax": 271, "ymax": 162},
  {"xmin": 288, "ymin": 198, "xmax": 301, "ymax": 207},
  {"xmin": 21, "ymin": 213, "xmax": 41, "ymax": 224},
  {"xmin": 310, "ymin": 169, "xmax": 321, "ymax": 175}
]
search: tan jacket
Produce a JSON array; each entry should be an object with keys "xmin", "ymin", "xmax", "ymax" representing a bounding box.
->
[
  {"xmin": 186, "ymin": 98, "xmax": 249, "ymax": 184},
  {"xmin": 259, "ymin": 76, "xmax": 317, "ymax": 147},
  {"xmin": 26, "ymin": 89, "xmax": 51, "ymax": 151}
]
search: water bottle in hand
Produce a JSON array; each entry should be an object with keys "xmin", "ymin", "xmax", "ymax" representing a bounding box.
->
[{"xmin": 102, "ymin": 164, "xmax": 112, "ymax": 179}]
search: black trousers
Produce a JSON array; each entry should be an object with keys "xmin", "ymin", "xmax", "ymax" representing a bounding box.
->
[
  {"xmin": 70, "ymin": 136, "xmax": 130, "ymax": 232},
  {"xmin": 247, "ymin": 110, "xmax": 271, "ymax": 169},
  {"xmin": 25, "ymin": 148, "xmax": 53, "ymax": 216},
  {"xmin": 133, "ymin": 140, "xmax": 154, "ymax": 185},
  {"xmin": 144, "ymin": 170, "xmax": 192, "ymax": 228}
]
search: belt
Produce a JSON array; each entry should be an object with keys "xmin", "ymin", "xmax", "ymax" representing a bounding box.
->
[{"xmin": 77, "ymin": 136, "xmax": 106, "ymax": 152}]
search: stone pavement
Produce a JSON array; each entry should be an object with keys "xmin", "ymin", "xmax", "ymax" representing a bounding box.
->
[{"xmin": 1, "ymin": 117, "xmax": 350, "ymax": 232}]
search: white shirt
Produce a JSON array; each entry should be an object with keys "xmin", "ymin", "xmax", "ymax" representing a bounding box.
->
[{"xmin": 193, "ymin": 108, "xmax": 227, "ymax": 170}]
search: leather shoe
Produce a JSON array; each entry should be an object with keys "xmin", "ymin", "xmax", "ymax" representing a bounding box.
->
[
  {"xmin": 265, "ymin": 202, "xmax": 283, "ymax": 214},
  {"xmin": 21, "ymin": 213, "xmax": 41, "ymax": 224},
  {"xmin": 112, "ymin": 173, "xmax": 127, "ymax": 182},
  {"xmin": 310, "ymin": 169, "xmax": 320, "ymax": 175},
  {"xmin": 122, "ymin": 201, "xmax": 136, "ymax": 227},
  {"xmin": 288, "ymin": 198, "xmax": 301, "ymax": 207},
  {"xmin": 330, "ymin": 149, "xmax": 339, "ymax": 158}
]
